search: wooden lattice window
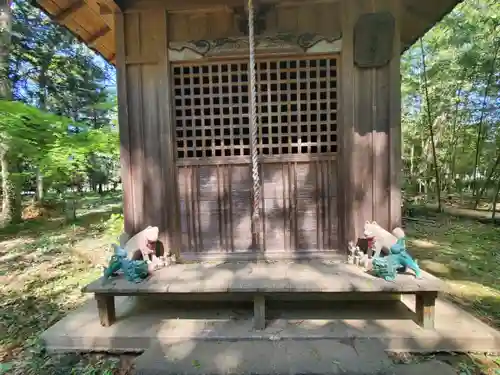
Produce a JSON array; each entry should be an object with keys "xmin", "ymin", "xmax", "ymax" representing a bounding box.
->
[
  {"xmin": 173, "ymin": 57, "xmax": 338, "ymax": 159},
  {"xmin": 257, "ymin": 58, "xmax": 337, "ymax": 155}
]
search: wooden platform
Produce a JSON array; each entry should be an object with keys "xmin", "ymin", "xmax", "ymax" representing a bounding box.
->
[{"xmin": 82, "ymin": 261, "xmax": 444, "ymax": 330}]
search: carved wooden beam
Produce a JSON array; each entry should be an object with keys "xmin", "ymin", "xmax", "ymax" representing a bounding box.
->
[
  {"xmin": 54, "ymin": 0, "xmax": 85, "ymax": 24},
  {"xmin": 122, "ymin": 0, "xmax": 338, "ymax": 12},
  {"xmin": 87, "ymin": 25, "xmax": 111, "ymax": 46}
]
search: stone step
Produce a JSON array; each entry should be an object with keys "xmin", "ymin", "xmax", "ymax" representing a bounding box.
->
[
  {"xmin": 133, "ymin": 338, "xmax": 395, "ymax": 375},
  {"xmin": 133, "ymin": 340, "xmax": 458, "ymax": 375},
  {"xmin": 42, "ymin": 295, "xmax": 500, "ymax": 354}
]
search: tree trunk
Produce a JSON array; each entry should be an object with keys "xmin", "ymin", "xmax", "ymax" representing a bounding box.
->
[
  {"xmin": 0, "ymin": 0, "xmax": 11, "ymax": 100},
  {"xmin": 448, "ymin": 85, "xmax": 463, "ymax": 194},
  {"xmin": 0, "ymin": 149, "xmax": 22, "ymax": 225},
  {"xmin": 0, "ymin": 0, "xmax": 22, "ymax": 226},
  {"xmin": 475, "ymin": 153, "xmax": 500, "ymax": 207},
  {"xmin": 36, "ymin": 168, "xmax": 44, "ymax": 202},
  {"xmin": 472, "ymin": 39, "xmax": 500, "ymax": 207},
  {"xmin": 420, "ymin": 39, "xmax": 442, "ymax": 211},
  {"xmin": 491, "ymin": 177, "xmax": 500, "ymax": 221},
  {"xmin": 34, "ymin": 62, "xmax": 51, "ymax": 203}
]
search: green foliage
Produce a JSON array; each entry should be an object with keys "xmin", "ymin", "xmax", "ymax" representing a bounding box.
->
[
  {"xmin": 3, "ymin": 0, "xmax": 120, "ymax": 217},
  {"xmin": 103, "ymin": 213, "xmax": 125, "ymax": 239},
  {"xmin": 0, "ymin": 99, "xmax": 119, "ymax": 193},
  {"xmin": 402, "ymin": 0, "xmax": 500, "ymax": 204}
]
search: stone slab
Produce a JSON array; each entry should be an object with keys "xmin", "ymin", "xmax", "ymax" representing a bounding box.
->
[
  {"xmin": 42, "ymin": 295, "xmax": 500, "ymax": 354},
  {"xmin": 83, "ymin": 261, "xmax": 443, "ymax": 295},
  {"xmin": 134, "ymin": 339, "xmax": 394, "ymax": 375},
  {"xmin": 392, "ymin": 360, "xmax": 457, "ymax": 375}
]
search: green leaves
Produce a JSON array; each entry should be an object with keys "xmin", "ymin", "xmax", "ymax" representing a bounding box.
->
[
  {"xmin": 402, "ymin": 0, "xmax": 500, "ymax": 197},
  {"xmin": 0, "ymin": 99, "xmax": 119, "ymax": 188}
]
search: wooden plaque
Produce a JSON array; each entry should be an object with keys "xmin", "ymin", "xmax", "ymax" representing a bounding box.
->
[{"xmin": 354, "ymin": 12, "xmax": 395, "ymax": 69}]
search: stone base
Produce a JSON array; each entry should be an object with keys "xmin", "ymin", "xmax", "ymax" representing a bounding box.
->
[
  {"xmin": 134, "ymin": 339, "xmax": 394, "ymax": 375},
  {"xmin": 42, "ymin": 295, "xmax": 500, "ymax": 354}
]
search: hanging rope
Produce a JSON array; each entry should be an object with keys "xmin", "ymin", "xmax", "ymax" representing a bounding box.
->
[{"xmin": 247, "ymin": 0, "xmax": 261, "ymax": 251}]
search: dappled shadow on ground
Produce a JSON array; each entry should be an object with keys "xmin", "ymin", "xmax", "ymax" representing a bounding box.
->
[
  {"xmin": 406, "ymin": 216, "xmax": 500, "ymax": 329},
  {"xmin": 0, "ymin": 194, "xmax": 123, "ymax": 278},
  {"xmin": 0, "ymin": 195, "xmax": 131, "ymax": 374},
  {"xmin": 0, "ymin": 193, "xmax": 122, "ymax": 243}
]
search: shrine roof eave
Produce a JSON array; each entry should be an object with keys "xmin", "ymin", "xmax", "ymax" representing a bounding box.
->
[{"xmin": 32, "ymin": 0, "xmax": 463, "ymax": 65}]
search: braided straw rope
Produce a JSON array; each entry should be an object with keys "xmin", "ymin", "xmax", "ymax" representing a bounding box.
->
[{"xmin": 247, "ymin": 0, "xmax": 261, "ymax": 251}]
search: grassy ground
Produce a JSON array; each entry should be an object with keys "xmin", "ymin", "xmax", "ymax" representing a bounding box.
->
[
  {"xmin": 1, "ymin": 196, "xmax": 500, "ymax": 374},
  {"xmin": 0, "ymin": 192, "xmax": 134, "ymax": 375},
  {"xmin": 405, "ymin": 213, "xmax": 500, "ymax": 374},
  {"xmin": 406, "ymin": 214, "xmax": 500, "ymax": 329}
]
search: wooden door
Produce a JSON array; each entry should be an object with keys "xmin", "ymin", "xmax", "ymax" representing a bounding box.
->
[
  {"xmin": 256, "ymin": 58, "xmax": 339, "ymax": 254},
  {"xmin": 172, "ymin": 56, "xmax": 338, "ymax": 258}
]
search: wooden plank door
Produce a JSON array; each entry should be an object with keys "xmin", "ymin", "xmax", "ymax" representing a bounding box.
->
[
  {"xmin": 256, "ymin": 57, "xmax": 339, "ymax": 254},
  {"xmin": 172, "ymin": 62, "xmax": 254, "ymax": 257},
  {"xmin": 172, "ymin": 56, "xmax": 339, "ymax": 258}
]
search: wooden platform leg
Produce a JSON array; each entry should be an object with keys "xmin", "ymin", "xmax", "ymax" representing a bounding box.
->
[
  {"xmin": 96, "ymin": 294, "xmax": 116, "ymax": 327},
  {"xmin": 253, "ymin": 294, "xmax": 266, "ymax": 330},
  {"xmin": 415, "ymin": 291, "xmax": 437, "ymax": 329}
]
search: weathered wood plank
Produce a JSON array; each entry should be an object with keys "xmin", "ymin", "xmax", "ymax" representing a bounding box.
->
[
  {"xmin": 83, "ymin": 263, "xmax": 444, "ymax": 295},
  {"xmin": 165, "ymin": 2, "xmax": 341, "ymax": 42},
  {"xmin": 159, "ymin": 10, "xmax": 182, "ymax": 256},
  {"xmin": 95, "ymin": 294, "xmax": 116, "ymax": 326},
  {"xmin": 415, "ymin": 291, "xmax": 437, "ymax": 329},
  {"xmin": 253, "ymin": 294, "xmax": 266, "ymax": 330},
  {"xmin": 115, "ymin": 13, "xmax": 134, "ymax": 234},
  {"xmin": 388, "ymin": 0, "xmax": 402, "ymax": 229},
  {"xmin": 340, "ymin": 0, "xmax": 401, "ymax": 240},
  {"xmin": 354, "ymin": 12, "xmax": 396, "ymax": 68}
]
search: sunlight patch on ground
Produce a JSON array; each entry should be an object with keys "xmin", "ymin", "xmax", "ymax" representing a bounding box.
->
[
  {"xmin": 72, "ymin": 237, "xmax": 114, "ymax": 265},
  {"xmin": 446, "ymin": 280, "xmax": 500, "ymax": 300},
  {"xmin": 406, "ymin": 217, "xmax": 500, "ymax": 330},
  {"xmin": 419, "ymin": 260, "xmax": 451, "ymax": 276},
  {"xmin": 0, "ymin": 237, "xmax": 35, "ymax": 254},
  {"xmin": 409, "ymin": 239, "xmax": 438, "ymax": 249}
]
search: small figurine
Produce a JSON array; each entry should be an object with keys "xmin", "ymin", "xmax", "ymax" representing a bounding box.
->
[
  {"xmin": 347, "ymin": 241, "xmax": 357, "ymax": 264},
  {"xmin": 390, "ymin": 227, "xmax": 421, "ymax": 278},
  {"xmin": 371, "ymin": 227, "xmax": 422, "ymax": 281},
  {"xmin": 348, "ymin": 241, "xmax": 365, "ymax": 266},
  {"xmin": 103, "ymin": 244, "xmax": 149, "ymax": 284},
  {"xmin": 363, "ymin": 228, "xmax": 376, "ymax": 258},
  {"xmin": 122, "ymin": 226, "xmax": 160, "ymax": 262},
  {"xmin": 119, "ymin": 226, "xmax": 174, "ymax": 270}
]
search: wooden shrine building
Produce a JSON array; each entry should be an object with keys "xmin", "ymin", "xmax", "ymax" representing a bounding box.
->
[{"xmin": 36, "ymin": 0, "xmax": 462, "ymax": 261}]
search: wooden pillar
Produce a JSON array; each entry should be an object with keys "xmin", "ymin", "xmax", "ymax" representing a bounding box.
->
[
  {"xmin": 339, "ymin": 0, "xmax": 401, "ymax": 243},
  {"xmin": 95, "ymin": 294, "xmax": 116, "ymax": 326},
  {"xmin": 115, "ymin": 12, "xmax": 135, "ymax": 234},
  {"xmin": 114, "ymin": 10, "xmax": 180, "ymax": 257},
  {"xmin": 253, "ymin": 294, "xmax": 266, "ymax": 330},
  {"xmin": 415, "ymin": 291, "xmax": 437, "ymax": 329}
]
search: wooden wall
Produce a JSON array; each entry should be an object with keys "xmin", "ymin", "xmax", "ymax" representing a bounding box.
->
[
  {"xmin": 114, "ymin": 0, "xmax": 402, "ymax": 257},
  {"xmin": 115, "ymin": 10, "xmax": 181, "ymax": 253},
  {"xmin": 338, "ymin": 0, "xmax": 402, "ymax": 241},
  {"xmin": 167, "ymin": 2, "xmax": 341, "ymax": 42}
]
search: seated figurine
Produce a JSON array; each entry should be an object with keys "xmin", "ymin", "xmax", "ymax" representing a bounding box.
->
[
  {"xmin": 371, "ymin": 227, "xmax": 422, "ymax": 281},
  {"xmin": 102, "ymin": 244, "xmax": 149, "ymax": 284},
  {"xmin": 391, "ymin": 227, "xmax": 421, "ymax": 278},
  {"xmin": 120, "ymin": 226, "xmax": 172, "ymax": 271}
]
